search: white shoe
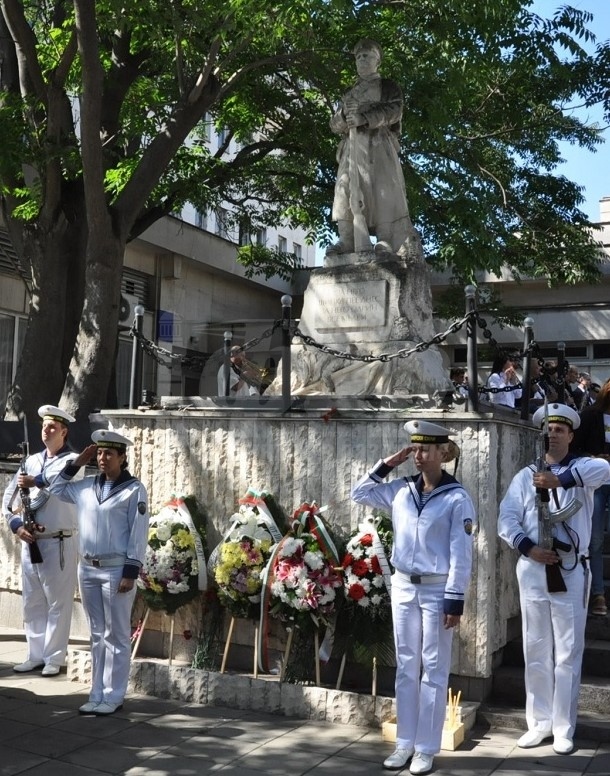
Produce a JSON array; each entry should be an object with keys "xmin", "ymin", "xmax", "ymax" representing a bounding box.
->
[
  {"xmin": 410, "ymin": 753, "xmax": 434, "ymax": 775},
  {"xmin": 517, "ymin": 729, "xmax": 552, "ymax": 748},
  {"xmin": 13, "ymin": 660, "xmax": 44, "ymax": 673},
  {"xmin": 79, "ymin": 702, "xmax": 100, "ymax": 714},
  {"xmin": 383, "ymin": 747, "xmax": 414, "ymax": 769},
  {"xmin": 553, "ymin": 737, "xmax": 574, "ymax": 754},
  {"xmin": 41, "ymin": 664, "xmax": 60, "ymax": 676},
  {"xmin": 92, "ymin": 702, "xmax": 123, "ymax": 716}
]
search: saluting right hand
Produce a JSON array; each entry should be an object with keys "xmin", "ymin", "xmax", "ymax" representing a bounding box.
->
[
  {"xmin": 383, "ymin": 446, "xmax": 414, "ymax": 468},
  {"xmin": 74, "ymin": 444, "xmax": 98, "ymax": 468}
]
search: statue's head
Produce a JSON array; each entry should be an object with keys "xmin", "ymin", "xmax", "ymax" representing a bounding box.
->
[
  {"xmin": 352, "ymin": 39, "xmax": 382, "ymax": 78},
  {"xmin": 352, "ymin": 39, "xmax": 382, "ymax": 62}
]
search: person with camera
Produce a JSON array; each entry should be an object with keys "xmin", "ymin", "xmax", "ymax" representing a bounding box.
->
[
  {"xmin": 217, "ymin": 345, "xmax": 261, "ymax": 397},
  {"xmin": 2, "ymin": 405, "xmax": 81, "ymax": 676},
  {"xmin": 486, "ymin": 353, "xmax": 522, "ymax": 409}
]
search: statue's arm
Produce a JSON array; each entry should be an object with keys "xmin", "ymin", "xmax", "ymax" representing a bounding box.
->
[
  {"xmin": 330, "ymin": 103, "xmax": 349, "ymax": 134},
  {"xmin": 361, "ymin": 80, "xmax": 403, "ymax": 129}
]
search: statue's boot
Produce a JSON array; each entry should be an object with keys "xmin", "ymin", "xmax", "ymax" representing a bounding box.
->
[
  {"xmin": 374, "ymin": 223, "xmax": 398, "ymax": 256},
  {"xmin": 326, "ymin": 220, "xmax": 354, "ymax": 254}
]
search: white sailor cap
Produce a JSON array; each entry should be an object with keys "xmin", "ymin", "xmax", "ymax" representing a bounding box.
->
[
  {"xmin": 38, "ymin": 405, "xmax": 75, "ymax": 425},
  {"xmin": 404, "ymin": 420, "xmax": 455, "ymax": 444},
  {"xmin": 91, "ymin": 429, "xmax": 133, "ymax": 450},
  {"xmin": 532, "ymin": 403, "xmax": 580, "ymax": 430}
]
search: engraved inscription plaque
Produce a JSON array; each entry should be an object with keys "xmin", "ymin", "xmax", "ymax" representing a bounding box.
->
[{"xmin": 315, "ymin": 280, "xmax": 387, "ymax": 331}]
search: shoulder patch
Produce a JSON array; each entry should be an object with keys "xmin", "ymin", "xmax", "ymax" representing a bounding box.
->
[
  {"xmin": 463, "ymin": 518, "xmax": 473, "ymax": 535},
  {"xmin": 137, "ymin": 501, "xmax": 147, "ymax": 515}
]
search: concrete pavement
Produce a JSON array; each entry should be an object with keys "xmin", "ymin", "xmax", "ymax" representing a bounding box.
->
[{"xmin": 0, "ymin": 627, "xmax": 608, "ymax": 776}]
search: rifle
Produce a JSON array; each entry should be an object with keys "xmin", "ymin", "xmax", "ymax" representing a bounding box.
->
[
  {"xmin": 348, "ymin": 125, "xmax": 372, "ymax": 252},
  {"xmin": 536, "ymin": 399, "xmax": 581, "ymax": 592},
  {"xmin": 17, "ymin": 418, "xmax": 44, "ymax": 564}
]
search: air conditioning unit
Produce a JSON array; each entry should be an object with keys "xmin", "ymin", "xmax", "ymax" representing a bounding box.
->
[{"xmin": 118, "ymin": 293, "xmax": 140, "ymax": 327}]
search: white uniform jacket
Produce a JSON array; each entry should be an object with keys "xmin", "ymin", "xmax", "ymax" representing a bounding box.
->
[
  {"xmin": 498, "ymin": 454, "xmax": 610, "ymax": 560},
  {"xmin": 2, "ymin": 446, "xmax": 80, "ymax": 535},
  {"xmin": 487, "ymin": 371, "xmax": 522, "ymax": 408},
  {"xmin": 49, "ymin": 464, "xmax": 149, "ymax": 580},
  {"xmin": 351, "ymin": 462, "xmax": 475, "ymax": 615}
]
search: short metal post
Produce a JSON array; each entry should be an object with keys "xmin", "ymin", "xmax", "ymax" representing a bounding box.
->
[
  {"xmin": 520, "ymin": 317, "xmax": 534, "ymax": 420},
  {"xmin": 281, "ymin": 295, "xmax": 292, "ymax": 411},
  {"xmin": 129, "ymin": 304, "xmax": 145, "ymax": 409},
  {"xmin": 465, "ymin": 285, "xmax": 478, "ymax": 412},
  {"xmin": 222, "ymin": 331, "xmax": 232, "ymax": 397},
  {"xmin": 557, "ymin": 341, "xmax": 566, "ymax": 403}
]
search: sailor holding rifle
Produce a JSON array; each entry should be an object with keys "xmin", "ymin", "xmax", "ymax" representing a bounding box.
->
[
  {"xmin": 2, "ymin": 406, "xmax": 82, "ymax": 676},
  {"xmin": 498, "ymin": 403, "xmax": 610, "ymax": 755}
]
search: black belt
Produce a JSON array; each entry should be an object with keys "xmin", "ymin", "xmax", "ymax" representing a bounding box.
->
[{"xmin": 396, "ymin": 570, "xmax": 448, "ymax": 585}]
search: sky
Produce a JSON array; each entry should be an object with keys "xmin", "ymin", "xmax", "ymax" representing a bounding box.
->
[{"xmin": 535, "ymin": 0, "xmax": 610, "ymax": 222}]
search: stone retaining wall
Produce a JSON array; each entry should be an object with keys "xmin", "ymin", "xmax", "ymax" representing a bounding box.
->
[{"xmin": 1, "ymin": 404, "xmax": 536, "ymax": 701}]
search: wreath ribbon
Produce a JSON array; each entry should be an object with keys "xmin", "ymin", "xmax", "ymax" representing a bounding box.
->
[{"xmin": 353, "ymin": 514, "xmax": 392, "ymax": 596}]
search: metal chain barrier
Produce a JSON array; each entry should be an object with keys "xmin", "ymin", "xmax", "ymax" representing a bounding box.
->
[
  {"xmin": 129, "ymin": 320, "xmax": 282, "ymax": 370},
  {"xmin": 129, "ymin": 305, "xmax": 561, "ymax": 400},
  {"xmin": 291, "ymin": 313, "xmax": 473, "ymax": 363}
]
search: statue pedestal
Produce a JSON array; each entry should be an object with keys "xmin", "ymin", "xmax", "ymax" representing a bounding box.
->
[{"xmin": 271, "ymin": 253, "xmax": 451, "ymax": 396}]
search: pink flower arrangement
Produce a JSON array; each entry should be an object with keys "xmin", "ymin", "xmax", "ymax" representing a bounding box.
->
[{"xmin": 266, "ymin": 504, "xmax": 343, "ymax": 629}]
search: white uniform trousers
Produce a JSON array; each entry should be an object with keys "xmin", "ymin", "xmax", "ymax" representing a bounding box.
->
[
  {"xmin": 78, "ymin": 563, "xmax": 136, "ymax": 705},
  {"xmin": 391, "ymin": 573, "xmax": 454, "ymax": 755},
  {"xmin": 21, "ymin": 537, "xmax": 78, "ymax": 667},
  {"xmin": 516, "ymin": 557, "xmax": 589, "ymax": 740}
]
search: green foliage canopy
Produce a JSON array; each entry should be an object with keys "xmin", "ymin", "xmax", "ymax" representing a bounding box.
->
[{"xmin": 0, "ymin": 0, "xmax": 608, "ymax": 322}]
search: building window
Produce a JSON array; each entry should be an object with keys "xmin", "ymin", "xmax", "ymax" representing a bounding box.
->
[
  {"xmin": 278, "ymin": 236, "xmax": 287, "ymax": 253},
  {"xmin": 593, "ymin": 343, "xmax": 610, "ymax": 359},
  {"xmin": 292, "ymin": 242, "xmax": 302, "ymax": 259},
  {"xmin": 0, "ymin": 312, "xmax": 26, "ymax": 414},
  {"xmin": 195, "ymin": 210, "xmax": 207, "ymax": 230},
  {"xmin": 256, "ymin": 228, "xmax": 267, "ymax": 246},
  {"xmin": 215, "ymin": 208, "xmax": 230, "ymax": 240},
  {"xmin": 239, "ymin": 225, "xmax": 252, "ymax": 246},
  {"xmin": 218, "ymin": 126, "xmax": 230, "ymax": 147},
  {"xmin": 202, "ymin": 114, "xmax": 212, "ymax": 143}
]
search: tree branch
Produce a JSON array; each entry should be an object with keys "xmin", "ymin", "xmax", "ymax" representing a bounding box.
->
[
  {"xmin": 0, "ymin": 0, "xmax": 47, "ymax": 103},
  {"xmin": 73, "ymin": 0, "xmax": 110, "ymax": 232}
]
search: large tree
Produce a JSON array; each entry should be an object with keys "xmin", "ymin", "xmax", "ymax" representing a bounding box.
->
[{"xmin": 0, "ymin": 0, "xmax": 607, "ymax": 419}]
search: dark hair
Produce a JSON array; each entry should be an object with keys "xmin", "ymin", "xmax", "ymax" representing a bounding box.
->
[
  {"xmin": 593, "ymin": 379, "xmax": 610, "ymax": 411},
  {"xmin": 491, "ymin": 353, "xmax": 512, "ymax": 374},
  {"xmin": 450, "ymin": 368, "xmax": 465, "ymax": 380}
]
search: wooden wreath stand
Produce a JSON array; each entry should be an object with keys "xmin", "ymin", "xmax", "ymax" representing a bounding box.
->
[
  {"xmin": 132, "ymin": 607, "xmax": 178, "ymax": 665},
  {"xmin": 279, "ymin": 627, "xmax": 322, "ymax": 686},
  {"xmin": 220, "ymin": 616, "xmax": 260, "ymax": 678},
  {"xmin": 336, "ymin": 653, "xmax": 377, "ymax": 695}
]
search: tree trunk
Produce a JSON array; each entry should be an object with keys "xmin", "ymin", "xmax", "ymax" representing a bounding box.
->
[
  {"xmin": 4, "ymin": 229, "xmax": 73, "ymax": 423},
  {"xmin": 60, "ymin": 235, "xmax": 125, "ymax": 420}
]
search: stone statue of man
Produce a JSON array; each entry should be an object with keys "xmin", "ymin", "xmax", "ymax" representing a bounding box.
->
[{"xmin": 327, "ymin": 39, "xmax": 414, "ymax": 257}]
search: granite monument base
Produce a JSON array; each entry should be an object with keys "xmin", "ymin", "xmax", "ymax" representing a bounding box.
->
[{"xmin": 268, "ymin": 253, "xmax": 451, "ymax": 396}]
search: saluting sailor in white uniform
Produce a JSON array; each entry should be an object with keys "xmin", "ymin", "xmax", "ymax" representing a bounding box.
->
[
  {"xmin": 352, "ymin": 420, "xmax": 475, "ymax": 775},
  {"xmin": 2, "ymin": 405, "xmax": 81, "ymax": 676},
  {"xmin": 49, "ymin": 429, "xmax": 149, "ymax": 716},
  {"xmin": 498, "ymin": 403, "xmax": 610, "ymax": 755}
]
